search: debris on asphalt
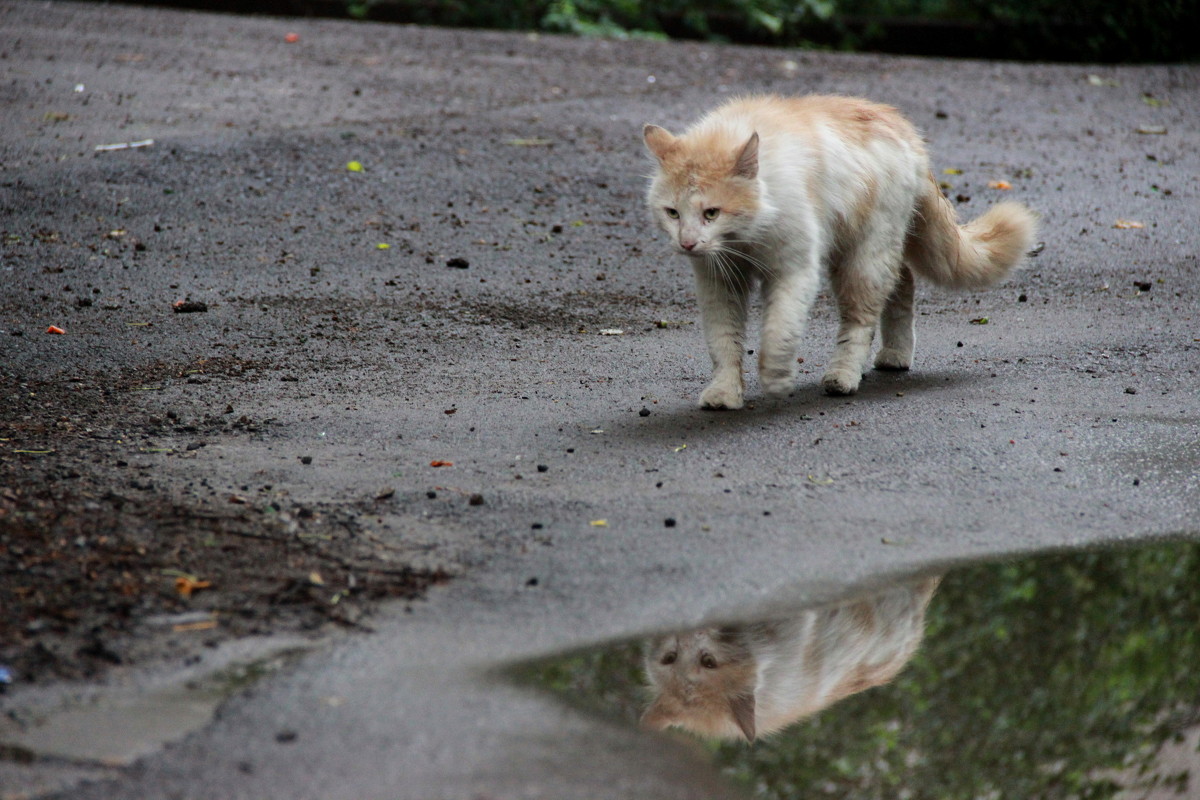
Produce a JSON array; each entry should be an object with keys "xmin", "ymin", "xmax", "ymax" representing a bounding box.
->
[
  {"xmin": 430, "ymin": 460, "xmax": 453, "ymax": 467},
  {"xmin": 446, "ymin": 257, "xmax": 469, "ymax": 269},
  {"xmin": 589, "ymin": 519, "xmax": 607, "ymax": 527},
  {"xmin": 346, "ymin": 160, "xmax": 363, "ymax": 172},
  {"xmin": 468, "ymin": 493, "xmax": 485, "ymax": 506},
  {"xmin": 639, "ymin": 408, "xmax": 651, "ymax": 416},
  {"xmin": 970, "ymin": 317, "xmax": 990, "ymax": 325},
  {"xmin": 284, "ymin": 32, "xmax": 300, "ymax": 43},
  {"xmin": 46, "ymin": 325, "xmax": 65, "ymax": 334},
  {"xmin": 1113, "ymin": 219, "xmax": 1144, "ymax": 229},
  {"xmin": 806, "ymin": 475, "xmax": 835, "ymax": 486},
  {"xmin": 987, "ymin": 180, "xmax": 1012, "ymax": 190},
  {"xmin": 94, "ymin": 138, "xmax": 154, "ymax": 152},
  {"xmin": 171, "ymin": 574, "xmax": 213, "ymax": 598},
  {"xmin": 599, "ymin": 328, "xmax": 624, "ymax": 335},
  {"xmin": 172, "ymin": 300, "xmax": 208, "ymax": 313}
]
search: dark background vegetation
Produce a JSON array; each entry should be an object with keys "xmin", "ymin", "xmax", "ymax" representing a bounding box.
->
[{"xmin": 124, "ymin": 0, "xmax": 1197, "ymax": 62}]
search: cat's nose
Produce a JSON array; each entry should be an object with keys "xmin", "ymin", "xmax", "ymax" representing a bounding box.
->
[{"xmin": 681, "ymin": 240, "xmax": 697, "ymax": 251}]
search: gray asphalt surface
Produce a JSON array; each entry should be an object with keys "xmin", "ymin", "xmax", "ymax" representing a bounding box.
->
[{"xmin": 2, "ymin": 2, "xmax": 1198, "ymax": 797}]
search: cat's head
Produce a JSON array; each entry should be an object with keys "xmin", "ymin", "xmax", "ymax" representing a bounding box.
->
[
  {"xmin": 641, "ymin": 627, "xmax": 758, "ymax": 741},
  {"xmin": 642, "ymin": 123, "xmax": 764, "ymax": 258}
]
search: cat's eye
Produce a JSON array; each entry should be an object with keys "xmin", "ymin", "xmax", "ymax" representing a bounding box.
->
[
  {"xmin": 703, "ymin": 208, "xmax": 720, "ymax": 221},
  {"xmin": 664, "ymin": 207, "xmax": 680, "ymax": 219},
  {"xmin": 700, "ymin": 653, "xmax": 718, "ymax": 669},
  {"xmin": 661, "ymin": 651, "xmax": 678, "ymax": 665}
]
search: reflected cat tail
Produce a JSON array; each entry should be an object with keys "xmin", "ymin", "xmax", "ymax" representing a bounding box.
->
[{"xmin": 906, "ymin": 173, "xmax": 1039, "ymax": 290}]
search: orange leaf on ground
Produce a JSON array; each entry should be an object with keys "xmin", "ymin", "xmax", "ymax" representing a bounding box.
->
[
  {"xmin": 46, "ymin": 325, "xmax": 65, "ymax": 334},
  {"xmin": 430, "ymin": 460, "xmax": 453, "ymax": 467},
  {"xmin": 175, "ymin": 576, "xmax": 212, "ymax": 598}
]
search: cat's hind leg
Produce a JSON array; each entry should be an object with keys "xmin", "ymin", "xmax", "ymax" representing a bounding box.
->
[
  {"xmin": 873, "ymin": 263, "xmax": 915, "ymax": 371},
  {"xmin": 823, "ymin": 228, "xmax": 905, "ymax": 396}
]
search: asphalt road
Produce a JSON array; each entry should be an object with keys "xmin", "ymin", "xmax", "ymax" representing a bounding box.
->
[{"xmin": 1, "ymin": 2, "xmax": 1198, "ymax": 797}]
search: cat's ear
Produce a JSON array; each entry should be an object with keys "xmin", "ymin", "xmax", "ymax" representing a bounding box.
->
[
  {"xmin": 640, "ymin": 696, "xmax": 677, "ymax": 732},
  {"xmin": 643, "ymin": 124, "xmax": 677, "ymax": 162},
  {"xmin": 732, "ymin": 132, "xmax": 759, "ymax": 179},
  {"xmin": 729, "ymin": 692, "xmax": 757, "ymax": 742}
]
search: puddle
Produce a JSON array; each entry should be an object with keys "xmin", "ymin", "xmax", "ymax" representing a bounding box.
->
[
  {"xmin": 517, "ymin": 539, "xmax": 1200, "ymax": 799},
  {"xmin": 0, "ymin": 637, "xmax": 315, "ymax": 767}
]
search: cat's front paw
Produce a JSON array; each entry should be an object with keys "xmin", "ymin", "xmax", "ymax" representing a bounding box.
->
[
  {"xmin": 760, "ymin": 372, "xmax": 796, "ymax": 398},
  {"xmin": 821, "ymin": 368, "xmax": 862, "ymax": 396},
  {"xmin": 699, "ymin": 382, "xmax": 744, "ymax": 410},
  {"xmin": 873, "ymin": 347, "xmax": 912, "ymax": 371}
]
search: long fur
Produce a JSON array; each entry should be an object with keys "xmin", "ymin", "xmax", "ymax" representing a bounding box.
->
[{"xmin": 644, "ymin": 94, "xmax": 1038, "ymax": 406}]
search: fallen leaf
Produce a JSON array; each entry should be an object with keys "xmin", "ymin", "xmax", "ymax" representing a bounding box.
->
[
  {"xmin": 806, "ymin": 474, "xmax": 834, "ymax": 486},
  {"xmin": 430, "ymin": 460, "xmax": 453, "ymax": 467},
  {"xmin": 673, "ymin": 443, "xmax": 687, "ymax": 452},
  {"xmin": 987, "ymin": 180, "xmax": 1012, "ymax": 190},
  {"xmin": 46, "ymin": 325, "xmax": 65, "ymax": 334},
  {"xmin": 942, "ymin": 168, "xmax": 963, "ymax": 175},
  {"xmin": 376, "ymin": 242, "xmax": 390, "ymax": 249},
  {"xmin": 589, "ymin": 519, "xmax": 608, "ymax": 527},
  {"xmin": 1136, "ymin": 125, "xmax": 1168, "ymax": 135},
  {"xmin": 969, "ymin": 317, "xmax": 990, "ymax": 325},
  {"xmin": 346, "ymin": 161, "xmax": 363, "ymax": 172},
  {"xmin": 1086, "ymin": 74, "xmax": 1119, "ymax": 87},
  {"xmin": 174, "ymin": 576, "xmax": 213, "ymax": 598},
  {"xmin": 506, "ymin": 138, "xmax": 553, "ymax": 147},
  {"xmin": 1113, "ymin": 219, "xmax": 1145, "ymax": 229},
  {"xmin": 309, "ymin": 571, "xmax": 325, "ymax": 586}
]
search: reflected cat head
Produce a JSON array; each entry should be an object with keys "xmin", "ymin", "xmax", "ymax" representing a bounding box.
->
[{"xmin": 641, "ymin": 578, "xmax": 939, "ymax": 742}]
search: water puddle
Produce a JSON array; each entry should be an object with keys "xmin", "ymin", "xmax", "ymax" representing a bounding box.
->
[{"xmin": 516, "ymin": 539, "xmax": 1200, "ymax": 799}]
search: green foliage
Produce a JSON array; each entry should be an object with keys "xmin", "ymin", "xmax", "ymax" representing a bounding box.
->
[{"xmin": 525, "ymin": 540, "xmax": 1200, "ymax": 799}]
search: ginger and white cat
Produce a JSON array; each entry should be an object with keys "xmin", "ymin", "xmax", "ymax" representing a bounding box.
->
[
  {"xmin": 642, "ymin": 578, "xmax": 938, "ymax": 741},
  {"xmin": 643, "ymin": 95, "xmax": 1038, "ymax": 408}
]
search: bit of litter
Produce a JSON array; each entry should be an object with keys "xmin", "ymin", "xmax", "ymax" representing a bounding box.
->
[
  {"xmin": 506, "ymin": 138, "xmax": 553, "ymax": 147},
  {"xmin": 599, "ymin": 328, "xmax": 624, "ymax": 336},
  {"xmin": 46, "ymin": 325, "xmax": 65, "ymax": 334},
  {"xmin": 589, "ymin": 428, "xmax": 604, "ymax": 435},
  {"xmin": 672, "ymin": 443, "xmax": 687, "ymax": 453},
  {"xmin": 1086, "ymin": 74, "xmax": 1119, "ymax": 87},
  {"xmin": 173, "ymin": 619, "xmax": 219, "ymax": 632},
  {"xmin": 94, "ymin": 139, "xmax": 154, "ymax": 152},
  {"xmin": 284, "ymin": 32, "xmax": 300, "ymax": 43},
  {"xmin": 346, "ymin": 161, "xmax": 363, "ymax": 172},
  {"xmin": 969, "ymin": 317, "xmax": 990, "ymax": 325},
  {"xmin": 881, "ymin": 537, "xmax": 907, "ymax": 546},
  {"xmin": 987, "ymin": 180, "xmax": 1012, "ymax": 190},
  {"xmin": 1136, "ymin": 125, "xmax": 1167, "ymax": 135},
  {"xmin": 376, "ymin": 242, "xmax": 390, "ymax": 249},
  {"xmin": 309, "ymin": 571, "xmax": 325, "ymax": 586},
  {"xmin": 589, "ymin": 519, "xmax": 608, "ymax": 527},
  {"xmin": 172, "ymin": 300, "xmax": 208, "ymax": 313},
  {"xmin": 806, "ymin": 474, "xmax": 834, "ymax": 486},
  {"xmin": 0, "ymin": 665, "xmax": 12, "ymax": 688},
  {"xmin": 1113, "ymin": 220, "xmax": 1145, "ymax": 229},
  {"xmin": 942, "ymin": 168, "xmax": 963, "ymax": 175},
  {"xmin": 430, "ymin": 460, "xmax": 453, "ymax": 467}
]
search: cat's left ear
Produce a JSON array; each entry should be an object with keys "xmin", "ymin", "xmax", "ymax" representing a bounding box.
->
[
  {"xmin": 733, "ymin": 132, "xmax": 759, "ymax": 179},
  {"xmin": 643, "ymin": 124, "xmax": 677, "ymax": 162},
  {"xmin": 729, "ymin": 693, "xmax": 757, "ymax": 742}
]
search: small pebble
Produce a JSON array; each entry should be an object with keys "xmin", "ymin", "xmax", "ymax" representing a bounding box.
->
[
  {"xmin": 664, "ymin": 518, "xmax": 676, "ymax": 528},
  {"xmin": 638, "ymin": 407, "xmax": 651, "ymax": 417},
  {"xmin": 426, "ymin": 490, "xmax": 437, "ymax": 499},
  {"xmin": 536, "ymin": 464, "xmax": 548, "ymax": 472},
  {"xmin": 300, "ymin": 455, "xmax": 312, "ymax": 465},
  {"xmin": 1124, "ymin": 387, "xmax": 1137, "ymax": 395},
  {"xmin": 468, "ymin": 493, "xmax": 485, "ymax": 506}
]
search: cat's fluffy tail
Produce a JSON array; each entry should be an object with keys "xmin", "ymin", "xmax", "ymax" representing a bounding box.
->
[{"xmin": 905, "ymin": 173, "xmax": 1038, "ymax": 289}]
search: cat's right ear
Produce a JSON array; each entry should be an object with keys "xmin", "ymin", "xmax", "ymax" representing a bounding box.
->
[{"xmin": 643, "ymin": 124, "xmax": 676, "ymax": 162}]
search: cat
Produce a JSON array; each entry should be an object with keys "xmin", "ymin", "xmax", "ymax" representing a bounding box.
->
[
  {"xmin": 643, "ymin": 94, "xmax": 1038, "ymax": 408},
  {"xmin": 641, "ymin": 577, "xmax": 939, "ymax": 741}
]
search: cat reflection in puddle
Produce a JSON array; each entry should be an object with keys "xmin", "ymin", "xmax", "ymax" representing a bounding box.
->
[{"xmin": 642, "ymin": 577, "xmax": 938, "ymax": 741}]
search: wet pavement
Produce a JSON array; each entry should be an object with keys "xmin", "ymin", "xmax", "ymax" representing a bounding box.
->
[{"xmin": 1, "ymin": 1, "xmax": 1198, "ymax": 798}]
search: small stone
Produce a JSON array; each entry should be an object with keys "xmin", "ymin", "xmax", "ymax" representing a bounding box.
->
[
  {"xmin": 526, "ymin": 577, "xmax": 539, "ymax": 587},
  {"xmin": 300, "ymin": 455, "xmax": 313, "ymax": 465},
  {"xmin": 446, "ymin": 257, "xmax": 469, "ymax": 269},
  {"xmin": 468, "ymin": 493, "xmax": 485, "ymax": 506},
  {"xmin": 638, "ymin": 407, "xmax": 651, "ymax": 417},
  {"xmin": 536, "ymin": 464, "xmax": 548, "ymax": 472},
  {"xmin": 664, "ymin": 517, "xmax": 676, "ymax": 528},
  {"xmin": 275, "ymin": 730, "xmax": 298, "ymax": 744},
  {"xmin": 1018, "ymin": 293, "xmax": 1028, "ymax": 302},
  {"xmin": 1124, "ymin": 387, "xmax": 1137, "ymax": 395}
]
